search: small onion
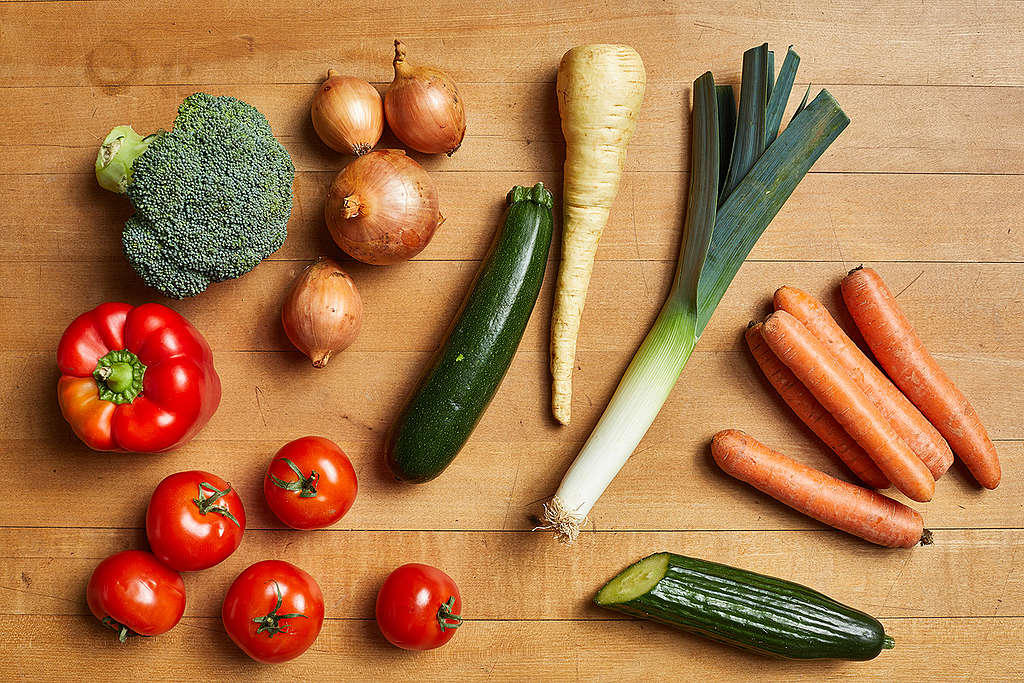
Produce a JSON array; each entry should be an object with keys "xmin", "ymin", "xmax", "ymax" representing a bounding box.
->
[
  {"xmin": 282, "ymin": 257, "xmax": 363, "ymax": 368},
  {"xmin": 311, "ymin": 69, "xmax": 384, "ymax": 156},
  {"xmin": 384, "ymin": 40, "xmax": 466, "ymax": 156},
  {"xmin": 324, "ymin": 149, "xmax": 444, "ymax": 265}
]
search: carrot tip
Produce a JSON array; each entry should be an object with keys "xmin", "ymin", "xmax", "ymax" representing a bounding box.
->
[
  {"xmin": 919, "ymin": 529, "xmax": 934, "ymax": 546},
  {"xmin": 847, "ymin": 264, "xmax": 864, "ymax": 276},
  {"xmin": 746, "ymin": 320, "xmax": 757, "ymax": 329}
]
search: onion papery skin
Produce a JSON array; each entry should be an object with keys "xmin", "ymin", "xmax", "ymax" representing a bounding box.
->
[
  {"xmin": 312, "ymin": 70, "xmax": 384, "ymax": 156},
  {"xmin": 281, "ymin": 257, "xmax": 363, "ymax": 368},
  {"xmin": 384, "ymin": 40, "xmax": 466, "ymax": 156},
  {"xmin": 324, "ymin": 149, "xmax": 443, "ymax": 265}
]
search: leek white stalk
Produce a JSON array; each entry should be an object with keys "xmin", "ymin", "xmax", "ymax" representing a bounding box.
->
[
  {"xmin": 540, "ymin": 44, "xmax": 850, "ymax": 543},
  {"xmin": 541, "ymin": 301, "xmax": 695, "ymax": 541}
]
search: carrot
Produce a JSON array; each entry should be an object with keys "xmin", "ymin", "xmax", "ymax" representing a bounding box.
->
[
  {"xmin": 774, "ymin": 285, "xmax": 953, "ymax": 480},
  {"xmin": 760, "ymin": 310, "xmax": 935, "ymax": 502},
  {"xmin": 712, "ymin": 430, "xmax": 927, "ymax": 548},
  {"xmin": 550, "ymin": 44, "xmax": 646, "ymax": 426},
  {"xmin": 745, "ymin": 323, "xmax": 890, "ymax": 489},
  {"xmin": 842, "ymin": 267, "xmax": 1001, "ymax": 489}
]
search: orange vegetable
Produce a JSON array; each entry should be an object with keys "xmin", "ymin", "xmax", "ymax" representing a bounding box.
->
[
  {"xmin": 760, "ymin": 310, "xmax": 935, "ymax": 502},
  {"xmin": 842, "ymin": 267, "xmax": 1001, "ymax": 489},
  {"xmin": 712, "ymin": 430, "xmax": 927, "ymax": 548},
  {"xmin": 774, "ymin": 285, "xmax": 953, "ymax": 480},
  {"xmin": 745, "ymin": 323, "xmax": 889, "ymax": 489}
]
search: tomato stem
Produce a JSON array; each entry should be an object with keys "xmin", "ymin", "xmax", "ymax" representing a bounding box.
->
[
  {"xmin": 192, "ymin": 481, "xmax": 241, "ymax": 527},
  {"xmin": 101, "ymin": 616, "xmax": 140, "ymax": 644},
  {"xmin": 93, "ymin": 349, "xmax": 146, "ymax": 404},
  {"xmin": 436, "ymin": 596, "xmax": 463, "ymax": 632},
  {"xmin": 253, "ymin": 580, "xmax": 307, "ymax": 638},
  {"xmin": 268, "ymin": 458, "xmax": 320, "ymax": 498}
]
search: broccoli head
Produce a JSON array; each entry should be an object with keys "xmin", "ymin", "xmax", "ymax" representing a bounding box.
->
[{"xmin": 95, "ymin": 93, "xmax": 295, "ymax": 298}]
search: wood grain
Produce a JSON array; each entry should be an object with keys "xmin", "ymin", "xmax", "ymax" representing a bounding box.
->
[
  {"xmin": 3, "ymin": 83, "xmax": 1023, "ymax": 175},
  {"xmin": 3, "ymin": 172, "xmax": 1023, "ymax": 265},
  {"xmin": 1, "ymin": 615, "xmax": 1022, "ymax": 681},
  {"xmin": 2, "ymin": 0, "xmax": 1022, "ymax": 680},
  {"xmin": 4, "ymin": 0, "xmax": 1024, "ymax": 86},
  {"xmin": 4, "ymin": 529, "xmax": 1022, "ymax": 619}
]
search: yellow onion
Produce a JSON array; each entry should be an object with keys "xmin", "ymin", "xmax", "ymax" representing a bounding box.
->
[
  {"xmin": 311, "ymin": 69, "xmax": 384, "ymax": 156},
  {"xmin": 384, "ymin": 40, "xmax": 466, "ymax": 156},
  {"xmin": 282, "ymin": 257, "xmax": 363, "ymax": 368},
  {"xmin": 325, "ymin": 149, "xmax": 444, "ymax": 265}
]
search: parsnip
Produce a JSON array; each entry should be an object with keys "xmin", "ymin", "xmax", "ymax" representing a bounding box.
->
[{"xmin": 550, "ymin": 44, "xmax": 646, "ymax": 425}]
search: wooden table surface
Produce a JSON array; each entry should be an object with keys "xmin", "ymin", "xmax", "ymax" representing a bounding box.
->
[{"xmin": 2, "ymin": 1, "xmax": 1022, "ymax": 680}]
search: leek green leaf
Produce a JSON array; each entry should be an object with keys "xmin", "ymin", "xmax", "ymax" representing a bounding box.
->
[
  {"xmin": 696, "ymin": 88, "xmax": 850, "ymax": 334},
  {"xmin": 765, "ymin": 47, "xmax": 800, "ymax": 145},
  {"xmin": 715, "ymin": 85, "xmax": 736, "ymax": 202},
  {"xmin": 721, "ymin": 43, "xmax": 769, "ymax": 200}
]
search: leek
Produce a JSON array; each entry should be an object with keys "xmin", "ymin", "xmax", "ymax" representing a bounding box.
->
[{"xmin": 539, "ymin": 44, "xmax": 850, "ymax": 543}]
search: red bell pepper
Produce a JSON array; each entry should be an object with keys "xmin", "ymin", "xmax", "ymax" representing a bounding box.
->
[{"xmin": 57, "ymin": 302, "xmax": 221, "ymax": 453}]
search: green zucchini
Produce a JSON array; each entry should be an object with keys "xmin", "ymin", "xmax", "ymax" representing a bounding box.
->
[
  {"xmin": 595, "ymin": 553, "xmax": 894, "ymax": 661},
  {"xmin": 385, "ymin": 183, "xmax": 553, "ymax": 483}
]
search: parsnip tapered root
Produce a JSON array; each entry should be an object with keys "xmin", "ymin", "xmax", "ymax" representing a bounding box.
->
[{"xmin": 550, "ymin": 44, "xmax": 646, "ymax": 425}]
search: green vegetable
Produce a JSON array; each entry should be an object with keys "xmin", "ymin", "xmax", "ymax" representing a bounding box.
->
[
  {"xmin": 596, "ymin": 553, "xmax": 894, "ymax": 661},
  {"xmin": 540, "ymin": 44, "xmax": 850, "ymax": 543},
  {"xmin": 95, "ymin": 93, "xmax": 295, "ymax": 299},
  {"xmin": 385, "ymin": 183, "xmax": 553, "ymax": 483}
]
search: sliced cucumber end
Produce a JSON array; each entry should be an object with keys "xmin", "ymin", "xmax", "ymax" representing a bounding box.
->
[{"xmin": 595, "ymin": 553, "xmax": 670, "ymax": 605}]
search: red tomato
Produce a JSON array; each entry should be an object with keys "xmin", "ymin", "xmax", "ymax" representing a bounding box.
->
[
  {"xmin": 86, "ymin": 550, "xmax": 186, "ymax": 642},
  {"xmin": 146, "ymin": 470, "xmax": 246, "ymax": 571},
  {"xmin": 222, "ymin": 560, "xmax": 325, "ymax": 663},
  {"xmin": 375, "ymin": 563, "xmax": 463, "ymax": 650},
  {"xmin": 264, "ymin": 436, "xmax": 357, "ymax": 530}
]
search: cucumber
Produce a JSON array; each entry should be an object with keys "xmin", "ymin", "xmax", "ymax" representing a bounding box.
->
[
  {"xmin": 385, "ymin": 183, "xmax": 553, "ymax": 483},
  {"xmin": 595, "ymin": 553, "xmax": 894, "ymax": 660}
]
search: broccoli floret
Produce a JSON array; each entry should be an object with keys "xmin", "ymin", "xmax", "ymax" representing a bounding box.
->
[{"xmin": 95, "ymin": 93, "xmax": 294, "ymax": 298}]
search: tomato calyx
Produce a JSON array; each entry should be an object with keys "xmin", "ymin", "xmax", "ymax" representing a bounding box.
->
[
  {"xmin": 92, "ymin": 349, "xmax": 146, "ymax": 404},
  {"xmin": 192, "ymin": 481, "xmax": 241, "ymax": 527},
  {"xmin": 436, "ymin": 596, "xmax": 463, "ymax": 632},
  {"xmin": 253, "ymin": 581, "xmax": 308, "ymax": 638},
  {"xmin": 101, "ymin": 616, "xmax": 143, "ymax": 644},
  {"xmin": 269, "ymin": 458, "xmax": 320, "ymax": 498}
]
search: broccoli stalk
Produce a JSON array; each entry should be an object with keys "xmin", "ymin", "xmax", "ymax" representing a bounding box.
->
[{"xmin": 95, "ymin": 126, "xmax": 160, "ymax": 194}]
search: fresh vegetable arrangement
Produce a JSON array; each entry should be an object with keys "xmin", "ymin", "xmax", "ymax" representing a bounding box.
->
[
  {"xmin": 146, "ymin": 470, "xmax": 246, "ymax": 571},
  {"xmin": 774, "ymin": 285, "xmax": 953, "ymax": 480},
  {"xmin": 385, "ymin": 40, "xmax": 466, "ymax": 156},
  {"xmin": 385, "ymin": 183, "xmax": 554, "ymax": 483},
  {"xmin": 222, "ymin": 560, "xmax": 326, "ymax": 663},
  {"xmin": 325, "ymin": 149, "xmax": 444, "ymax": 264},
  {"xmin": 57, "ymin": 302, "xmax": 221, "ymax": 453},
  {"xmin": 282, "ymin": 257, "xmax": 363, "ymax": 367},
  {"xmin": 95, "ymin": 94, "xmax": 295, "ymax": 299},
  {"xmin": 745, "ymin": 322, "xmax": 890, "ymax": 488},
  {"xmin": 761, "ymin": 309, "xmax": 935, "ymax": 503},
  {"xmin": 596, "ymin": 553, "xmax": 895, "ymax": 660},
  {"xmin": 87, "ymin": 550, "xmax": 186, "ymax": 643},
  {"xmin": 264, "ymin": 436, "xmax": 358, "ymax": 530},
  {"xmin": 65, "ymin": 35, "xmax": 1008, "ymax": 671},
  {"xmin": 312, "ymin": 70, "xmax": 385, "ymax": 156},
  {"xmin": 540, "ymin": 44, "xmax": 850, "ymax": 542},
  {"xmin": 376, "ymin": 563, "xmax": 463, "ymax": 650},
  {"xmin": 712, "ymin": 430, "xmax": 928, "ymax": 548},
  {"xmin": 842, "ymin": 267, "xmax": 1001, "ymax": 489},
  {"xmin": 719, "ymin": 268, "xmax": 1000, "ymax": 547},
  {"xmin": 550, "ymin": 44, "xmax": 647, "ymax": 426}
]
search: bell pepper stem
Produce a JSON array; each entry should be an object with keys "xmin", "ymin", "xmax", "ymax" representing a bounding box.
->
[{"xmin": 93, "ymin": 349, "xmax": 146, "ymax": 404}]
